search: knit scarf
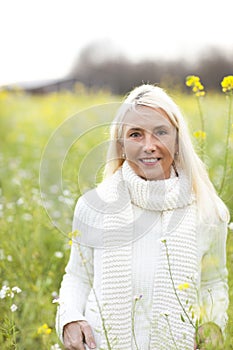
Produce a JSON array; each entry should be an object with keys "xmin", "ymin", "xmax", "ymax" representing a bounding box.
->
[{"xmin": 73, "ymin": 161, "xmax": 198, "ymax": 350}]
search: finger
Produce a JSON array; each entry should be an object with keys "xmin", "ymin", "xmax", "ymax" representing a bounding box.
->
[
  {"xmin": 63, "ymin": 322, "xmax": 85, "ymax": 350},
  {"xmin": 79, "ymin": 321, "xmax": 96, "ymax": 349}
]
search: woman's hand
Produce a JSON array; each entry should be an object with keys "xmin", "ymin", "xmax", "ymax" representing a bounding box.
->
[
  {"xmin": 194, "ymin": 322, "xmax": 224, "ymax": 349},
  {"xmin": 63, "ymin": 320, "xmax": 96, "ymax": 350}
]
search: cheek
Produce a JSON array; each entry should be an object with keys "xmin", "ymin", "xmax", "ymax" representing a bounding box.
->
[
  {"xmin": 161, "ymin": 137, "xmax": 177, "ymax": 156},
  {"xmin": 123, "ymin": 140, "xmax": 140, "ymax": 154}
]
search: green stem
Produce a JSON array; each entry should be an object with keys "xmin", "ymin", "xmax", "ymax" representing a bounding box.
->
[
  {"xmin": 164, "ymin": 241, "xmax": 202, "ymax": 346},
  {"xmin": 163, "ymin": 241, "xmax": 196, "ymax": 329},
  {"xmin": 132, "ymin": 300, "xmax": 140, "ymax": 350},
  {"xmin": 92, "ymin": 285, "xmax": 112, "ymax": 350},
  {"xmin": 12, "ymin": 315, "xmax": 17, "ymax": 349},
  {"xmin": 208, "ymin": 289, "xmax": 214, "ymax": 321},
  {"xmin": 77, "ymin": 244, "xmax": 112, "ymax": 350},
  {"xmin": 219, "ymin": 91, "xmax": 233, "ymax": 195},
  {"xmin": 164, "ymin": 314, "xmax": 179, "ymax": 350},
  {"xmin": 196, "ymin": 96, "xmax": 205, "ymax": 161}
]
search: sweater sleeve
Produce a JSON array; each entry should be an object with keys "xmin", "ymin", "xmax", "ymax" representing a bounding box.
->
[
  {"xmin": 55, "ymin": 242, "xmax": 94, "ymax": 343},
  {"xmin": 199, "ymin": 219, "xmax": 229, "ymax": 331}
]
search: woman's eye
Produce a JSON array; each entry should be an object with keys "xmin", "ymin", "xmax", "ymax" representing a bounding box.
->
[
  {"xmin": 129, "ymin": 132, "xmax": 141, "ymax": 138},
  {"xmin": 156, "ymin": 130, "xmax": 167, "ymax": 136}
]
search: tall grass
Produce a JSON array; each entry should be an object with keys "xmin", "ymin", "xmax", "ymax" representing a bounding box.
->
[{"xmin": 0, "ymin": 85, "xmax": 232, "ymax": 349}]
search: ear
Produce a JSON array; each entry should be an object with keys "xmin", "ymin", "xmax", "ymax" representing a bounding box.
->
[
  {"xmin": 117, "ymin": 139, "xmax": 126, "ymax": 160},
  {"xmin": 117, "ymin": 139, "xmax": 124, "ymax": 154}
]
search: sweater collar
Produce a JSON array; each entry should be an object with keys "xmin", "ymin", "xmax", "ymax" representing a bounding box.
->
[{"xmin": 121, "ymin": 160, "xmax": 195, "ymax": 211}]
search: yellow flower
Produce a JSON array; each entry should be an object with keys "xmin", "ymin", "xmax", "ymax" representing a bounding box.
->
[
  {"xmin": 68, "ymin": 230, "xmax": 81, "ymax": 246},
  {"xmin": 68, "ymin": 230, "xmax": 81, "ymax": 239},
  {"xmin": 37, "ymin": 323, "xmax": 52, "ymax": 335},
  {"xmin": 195, "ymin": 91, "xmax": 205, "ymax": 97},
  {"xmin": 193, "ymin": 130, "xmax": 206, "ymax": 140},
  {"xmin": 221, "ymin": 75, "xmax": 233, "ymax": 93},
  {"xmin": 178, "ymin": 282, "xmax": 190, "ymax": 291},
  {"xmin": 82, "ymin": 258, "xmax": 87, "ymax": 265},
  {"xmin": 186, "ymin": 75, "xmax": 206, "ymax": 97},
  {"xmin": 186, "ymin": 75, "xmax": 200, "ymax": 87}
]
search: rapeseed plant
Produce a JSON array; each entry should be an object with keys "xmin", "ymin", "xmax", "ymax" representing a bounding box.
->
[
  {"xmin": 186, "ymin": 75, "xmax": 205, "ymax": 97},
  {"xmin": 193, "ymin": 130, "xmax": 206, "ymax": 140},
  {"xmin": 186, "ymin": 75, "xmax": 206, "ymax": 160},
  {"xmin": 218, "ymin": 75, "xmax": 233, "ymax": 195},
  {"xmin": 37, "ymin": 323, "xmax": 52, "ymax": 335}
]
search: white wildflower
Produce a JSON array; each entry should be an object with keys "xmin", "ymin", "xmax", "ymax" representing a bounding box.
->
[
  {"xmin": 54, "ymin": 251, "xmax": 63, "ymax": 259},
  {"xmin": 49, "ymin": 185, "xmax": 59, "ymax": 194},
  {"xmin": 18, "ymin": 169, "xmax": 31, "ymax": 179},
  {"xmin": 51, "ymin": 291, "xmax": 58, "ymax": 298},
  {"xmin": 22, "ymin": 213, "xmax": 33, "ymax": 221},
  {"xmin": 52, "ymin": 297, "xmax": 60, "ymax": 304},
  {"xmin": 51, "ymin": 344, "xmax": 62, "ymax": 350},
  {"xmin": 64, "ymin": 189, "xmax": 72, "ymax": 196},
  {"xmin": 12, "ymin": 286, "xmax": 22, "ymax": 294},
  {"xmin": 16, "ymin": 198, "xmax": 24, "ymax": 205},
  {"xmin": 63, "ymin": 197, "xmax": 75, "ymax": 206},
  {"xmin": 228, "ymin": 222, "xmax": 233, "ymax": 230},
  {"xmin": 6, "ymin": 202, "xmax": 14, "ymax": 209},
  {"xmin": 0, "ymin": 285, "xmax": 10, "ymax": 299},
  {"xmin": 12, "ymin": 178, "xmax": 21, "ymax": 186},
  {"xmin": 10, "ymin": 304, "xmax": 18, "ymax": 312},
  {"xmin": 7, "ymin": 216, "xmax": 13, "ymax": 222}
]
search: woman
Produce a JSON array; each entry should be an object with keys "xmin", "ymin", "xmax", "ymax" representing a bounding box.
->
[{"xmin": 56, "ymin": 85, "xmax": 229, "ymax": 350}]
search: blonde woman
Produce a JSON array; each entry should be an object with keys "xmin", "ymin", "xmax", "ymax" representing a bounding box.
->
[{"xmin": 56, "ymin": 85, "xmax": 229, "ymax": 350}]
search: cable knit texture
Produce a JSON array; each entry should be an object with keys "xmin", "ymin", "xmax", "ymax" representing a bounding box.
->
[
  {"xmin": 57, "ymin": 161, "xmax": 228, "ymax": 350},
  {"xmin": 71, "ymin": 162, "xmax": 197, "ymax": 349}
]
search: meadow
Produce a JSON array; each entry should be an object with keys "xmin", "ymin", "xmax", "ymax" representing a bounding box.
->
[{"xmin": 0, "ymin": 83, "xmax": 232, "ymax": 349}]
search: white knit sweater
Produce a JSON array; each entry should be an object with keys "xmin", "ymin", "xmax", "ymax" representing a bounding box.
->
[{"xmin": 56, "ymin": 162, "xmax": 228, "ymax": 350}]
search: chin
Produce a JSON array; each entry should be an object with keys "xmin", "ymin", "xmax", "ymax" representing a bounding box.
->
[
  {"xmin": 139, "ymin": 166, "xmax": 167, "ymax": 180},
  {"xmin": 138, "ymin": 169, "xmax": 165, "ymax": 181}
]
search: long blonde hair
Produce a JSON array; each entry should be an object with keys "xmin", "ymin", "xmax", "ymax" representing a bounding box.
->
[{"xmin": 103, "ymin": 84, "xmax": 229, "ymax": 223}]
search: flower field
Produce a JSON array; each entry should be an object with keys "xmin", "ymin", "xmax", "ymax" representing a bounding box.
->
[{"xmin": 0, "ymin": 82, "xmax": 232, "ymax": 349}]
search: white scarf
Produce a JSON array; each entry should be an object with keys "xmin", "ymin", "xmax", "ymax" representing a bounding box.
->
[{"xmin": 73, "ymin": 161, "xmax": 198, "ymax": 349}]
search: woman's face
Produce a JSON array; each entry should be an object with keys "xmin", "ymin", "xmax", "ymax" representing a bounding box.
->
[{"xmin": 121, "ymin": 106, "xmax": 178, "ymax": 180}]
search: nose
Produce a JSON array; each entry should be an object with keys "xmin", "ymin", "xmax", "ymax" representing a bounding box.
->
[{"xmin": 143, "ymin": 134, "xmax": 157, "ymax": 153}]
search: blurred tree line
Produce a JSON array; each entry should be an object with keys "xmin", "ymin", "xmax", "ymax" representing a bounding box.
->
[{"xmin": 68, "ymin": 42, "xmax": 233, "ymax": 94}]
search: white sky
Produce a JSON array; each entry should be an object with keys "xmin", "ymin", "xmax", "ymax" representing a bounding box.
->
[{"xmin": 1, "ymin": 0, "xmax": 233, "ymax": 86}]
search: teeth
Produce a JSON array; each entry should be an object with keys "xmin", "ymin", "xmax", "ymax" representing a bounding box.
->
[{"xmin": 141, "ymin": 158, "xmax": 158, "ymax": 163}]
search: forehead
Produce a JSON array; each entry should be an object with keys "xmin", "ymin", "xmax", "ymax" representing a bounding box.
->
[{"xmin": 123, "ymin": 106, "xmax": 173, "ymax": 129}]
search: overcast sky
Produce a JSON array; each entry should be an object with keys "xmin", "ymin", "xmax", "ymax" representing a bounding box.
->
[{"xmin": 1, "ymin": 0, "xmax": 233, "ymax": 86}]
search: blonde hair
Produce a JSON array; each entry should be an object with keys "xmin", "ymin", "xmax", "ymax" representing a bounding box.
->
[{"xmin": 103, "ymin": 84, "xmax": 229, "ymax": 223}]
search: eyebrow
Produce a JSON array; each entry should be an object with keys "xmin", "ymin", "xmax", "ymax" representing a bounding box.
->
[
  {"xmin": 126, "ymin": 125, "xmax": 170, "ymax": 132},
  {"xmin": 126, "ymin": 127, "xmax": 141, "ymax": 132}
]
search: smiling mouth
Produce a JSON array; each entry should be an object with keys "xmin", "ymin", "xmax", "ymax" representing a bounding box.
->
[{"xmin": 140, "ymin": 158, "xmax": 161, "ymax": 165}]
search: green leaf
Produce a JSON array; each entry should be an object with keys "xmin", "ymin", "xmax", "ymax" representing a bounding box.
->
[{"xmin": 180, "ymin": 314, "xmax": 185, "ymax": 323}]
